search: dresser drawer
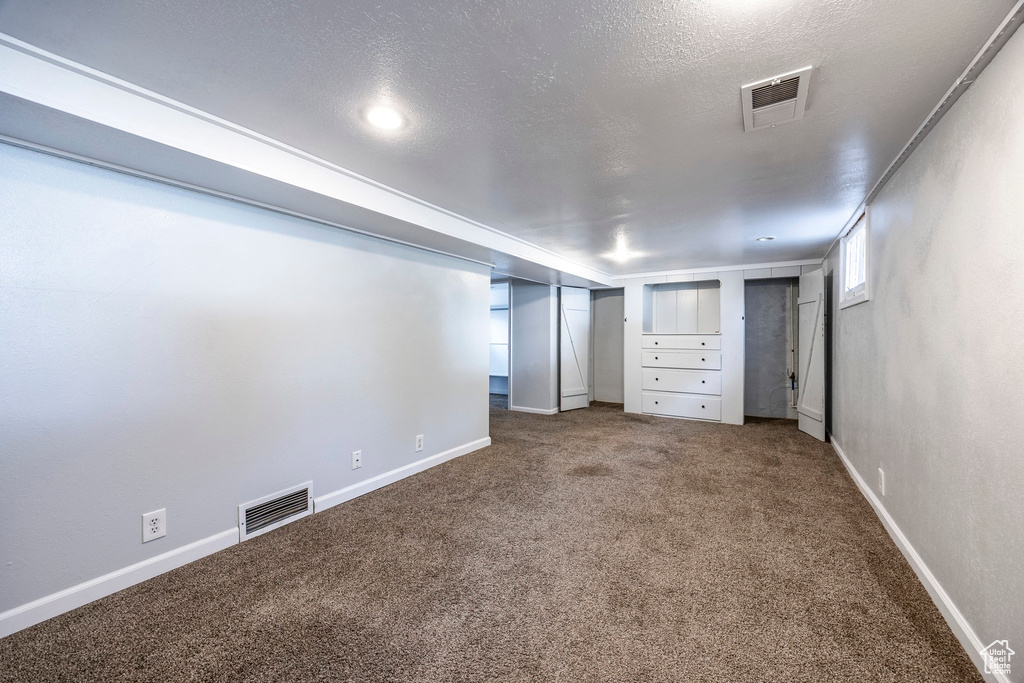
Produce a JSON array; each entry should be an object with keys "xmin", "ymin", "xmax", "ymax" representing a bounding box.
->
[
  {"xmin": 642, "ymin": 393, "xmax": 722, "ymax": 421},
  {"xmin": 642, "ymin": 369, "xmax": 721, "ymax": 395},
  {"xmin": 641, "ymin": 350, "xmax": 721, "ymax": 370},
  {"xmin": 641, "ymin": 335, "xmax": 721, "ymax": 350}
]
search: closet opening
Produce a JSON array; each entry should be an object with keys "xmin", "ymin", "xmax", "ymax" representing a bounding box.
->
[
  {"xmin": 744, "ymin": 278, "xmax": 799, "ymax": 420},
  {"xmin": 590, "ymin": 288, "xmax": 624, "ymax": 406},
  {"xmin": 489, "ymin": 279, "xmax": 510, "ymax": 410}
]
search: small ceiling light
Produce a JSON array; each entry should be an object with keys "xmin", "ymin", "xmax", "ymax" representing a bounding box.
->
[
  {"xmin": 604, "ymin": 234, "xmax": 640, "ymax": 261},
  {"xmin": 756, "ymin": 236, "xmax": 775, "ymax": 242},
  {"xmin": 365, "ymin": 105, "xmax": 405, "ymax": 130}
]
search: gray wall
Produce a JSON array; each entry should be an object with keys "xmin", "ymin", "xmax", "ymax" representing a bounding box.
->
[
  {"xmin": 0, "ymin": 145, "xmax": 490, "ymax": 612},
  {"xmin": 826, "ymin": 27, "xmax": 1024, "ymax": 672},
  {"xmin": 592, "ymin": 289, "xmax": 624, "ymax": 404},
  {"xmin": 744, "ymin": 279, "xmax": 797, "ymax": 419},
  {"xmin": 509, "ymin": 280, "xmax": 558, "ymax": 413}
]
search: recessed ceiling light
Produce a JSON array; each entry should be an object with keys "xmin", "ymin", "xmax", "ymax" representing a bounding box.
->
[
  {"xmin": 365, "ymin": 105, "xmax": 405, "ymax": 130},
  {"xmin": 604, "ymin": 234, "xmax": 640, "ymax": 261},
  {"xmin": 756, "ymin": 236, "xmax": 775, "ymax": 242}
]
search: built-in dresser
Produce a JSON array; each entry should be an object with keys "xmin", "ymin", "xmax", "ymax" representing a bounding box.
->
[
  {"xmin": 640, "ymin": 333, "xmax": 722, "ymax": 421},
  {"xmin": 640, "ymin": 278, "xmax": 723, "ymax": 422}
]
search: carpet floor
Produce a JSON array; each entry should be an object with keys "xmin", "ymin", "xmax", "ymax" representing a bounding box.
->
[{"xmin": 0, "ymin": 403, "xmax": 980, "ymax": 682}]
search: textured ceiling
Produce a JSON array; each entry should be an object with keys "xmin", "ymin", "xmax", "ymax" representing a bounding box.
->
[{"xmin": 0, "ymin": 0, "xmax": 1014, "ymax": 275}]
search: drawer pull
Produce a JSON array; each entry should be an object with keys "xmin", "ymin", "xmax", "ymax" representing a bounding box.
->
[
  {"xmin": 702, "ymin": 380, "xmax": 705, "ymax": 384},
  {"xmin": 654, "ymin": 400, "xmax": 659, "ymax": 405},
  {"xmin": 655, "ymin": 377, "xmax": 659, "ymax": 381},
  {"xmin": 655, "ymin": 356, "xmax": 658, "ymax": 360},
  {"xmin": 701, "ymin": 404, "xmax": 706, "ymax": 409},
  {"xmin": 701, "ymin": 358, "xmax": 705, "ymax": 361},
  {"xmin": 654, "ymin": 341, "xmax": 659, "ymax": 345}
]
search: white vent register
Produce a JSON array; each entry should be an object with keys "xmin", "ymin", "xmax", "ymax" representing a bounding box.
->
[
  {"xmin": 741, "ymin": 66, "xmax": 812, "ymax": 131},
  {"xmin": 238, "ymin": 482, "xmax": 313, "ymax": 541}
]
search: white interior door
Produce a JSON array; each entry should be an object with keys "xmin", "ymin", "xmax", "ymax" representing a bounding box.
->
[
  {"xmin": 560, "ymin": 287, "xmax": 591, "ymax": 411},
  {"xmin": 797, "ymin": 269, "xmax": 826, "ymax": 440}
]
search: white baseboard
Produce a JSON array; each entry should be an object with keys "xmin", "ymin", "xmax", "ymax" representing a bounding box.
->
[
  {"xmin": 509, "ymin": 405, "xmax": 559, "ymax": 415},
  {"xmin": 0, "ymin": 528, "xmax": 237, "ymax": 639},
  {"xmin": 829, "ymin": 437, "xmax": 1007, "ymax": 683},
  {"xmin": 314, "ymin": 436, "xmax": 491, "ymax": 513}
]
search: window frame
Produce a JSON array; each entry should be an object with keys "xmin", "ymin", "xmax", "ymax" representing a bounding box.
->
[{"xmin": 839, "ymin": 209, "xmax": 870, "ymax": 309}]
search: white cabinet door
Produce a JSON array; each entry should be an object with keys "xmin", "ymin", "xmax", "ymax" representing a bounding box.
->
[
  {"xmin": 675, "ymin": 287, "xmax": 698, "ymax": 333},
  {"xmin": 797, "ymin": 269, "xmax": 826, "ymax": 440},
  {"xmin": 653, "ymin": 286, "xmax": 678, "ymax": 333},
  {"xmin": 560, "ymin": 287, "xmax": 591, "ymax": 411},
  {"xmin": 696, "ymin": 281, "xmax": 721, "ymax": 334}
]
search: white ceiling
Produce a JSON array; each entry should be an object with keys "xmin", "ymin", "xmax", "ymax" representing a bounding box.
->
[{"xmin": 0, "ymin": 0, "xmax": 1015, "ymax": 275}]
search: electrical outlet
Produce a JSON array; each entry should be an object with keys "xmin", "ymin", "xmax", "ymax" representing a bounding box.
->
[
  {"xmin": 415, "ymin": 435, "xmax": 424, "ymax": 452},
  {"xmin": 142, "ymin": 509, "xmax": 166, "ymax": 543},
  {"xmin": 878, "ymin": 468, "xmax": 885, "ymax": 496},
  {"xmin": 352, "ymin": 450, "xmax": 362, "ymax": 470}
]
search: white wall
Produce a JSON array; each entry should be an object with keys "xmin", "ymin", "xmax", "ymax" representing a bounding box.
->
[
  {"xmin": 509, "ymin": 280, "xmax": 559, "ymax": 414},
  {"xmin": 622, "ymin": 279, "xmax": 644, "ymax": 414},
  {"xmin": 0, "ymin": 145, "xmax": 490, "ymax": 620},
  {"xmin": 718, "ymin": 271, "xmax": 745, "ymax": 425},
  {"xmin": 825, "ymin": 27, "xmax": 1024, "ymax": 677}
]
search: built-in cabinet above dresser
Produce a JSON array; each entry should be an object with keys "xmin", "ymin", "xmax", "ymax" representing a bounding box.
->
[
  {"xmin": 641, "ymin": 334, "xmax": 723, "ymax": 421},
  {"xmin": 622, "ymin": 271, "xmax": 744, "ymax": 425},
  {"xmin": 638, "ymin": 279, "xmax": 727, "ymax": 422}
]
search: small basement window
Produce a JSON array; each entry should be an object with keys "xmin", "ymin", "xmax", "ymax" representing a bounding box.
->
[{"xmin": 839, "ymin": 211, "xmax": 870, "ymax": 309}]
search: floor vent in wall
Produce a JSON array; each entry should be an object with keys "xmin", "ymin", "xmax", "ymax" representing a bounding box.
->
[
  {"xmin": 741, "ymin": 66, "xmax": 812, "ymax": 131},
  {"xmin": 238, "ymin": 482, "xmax": 313, "ymax": 541}
]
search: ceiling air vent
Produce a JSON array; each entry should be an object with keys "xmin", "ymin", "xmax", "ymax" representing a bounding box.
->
[
  {"xmin": 238, "ymin": 482, "xmax": 313, "ymax": 541},
  {"xmin": 741, "ymin": 66, "xmax": 812, "ymax": 132}
]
